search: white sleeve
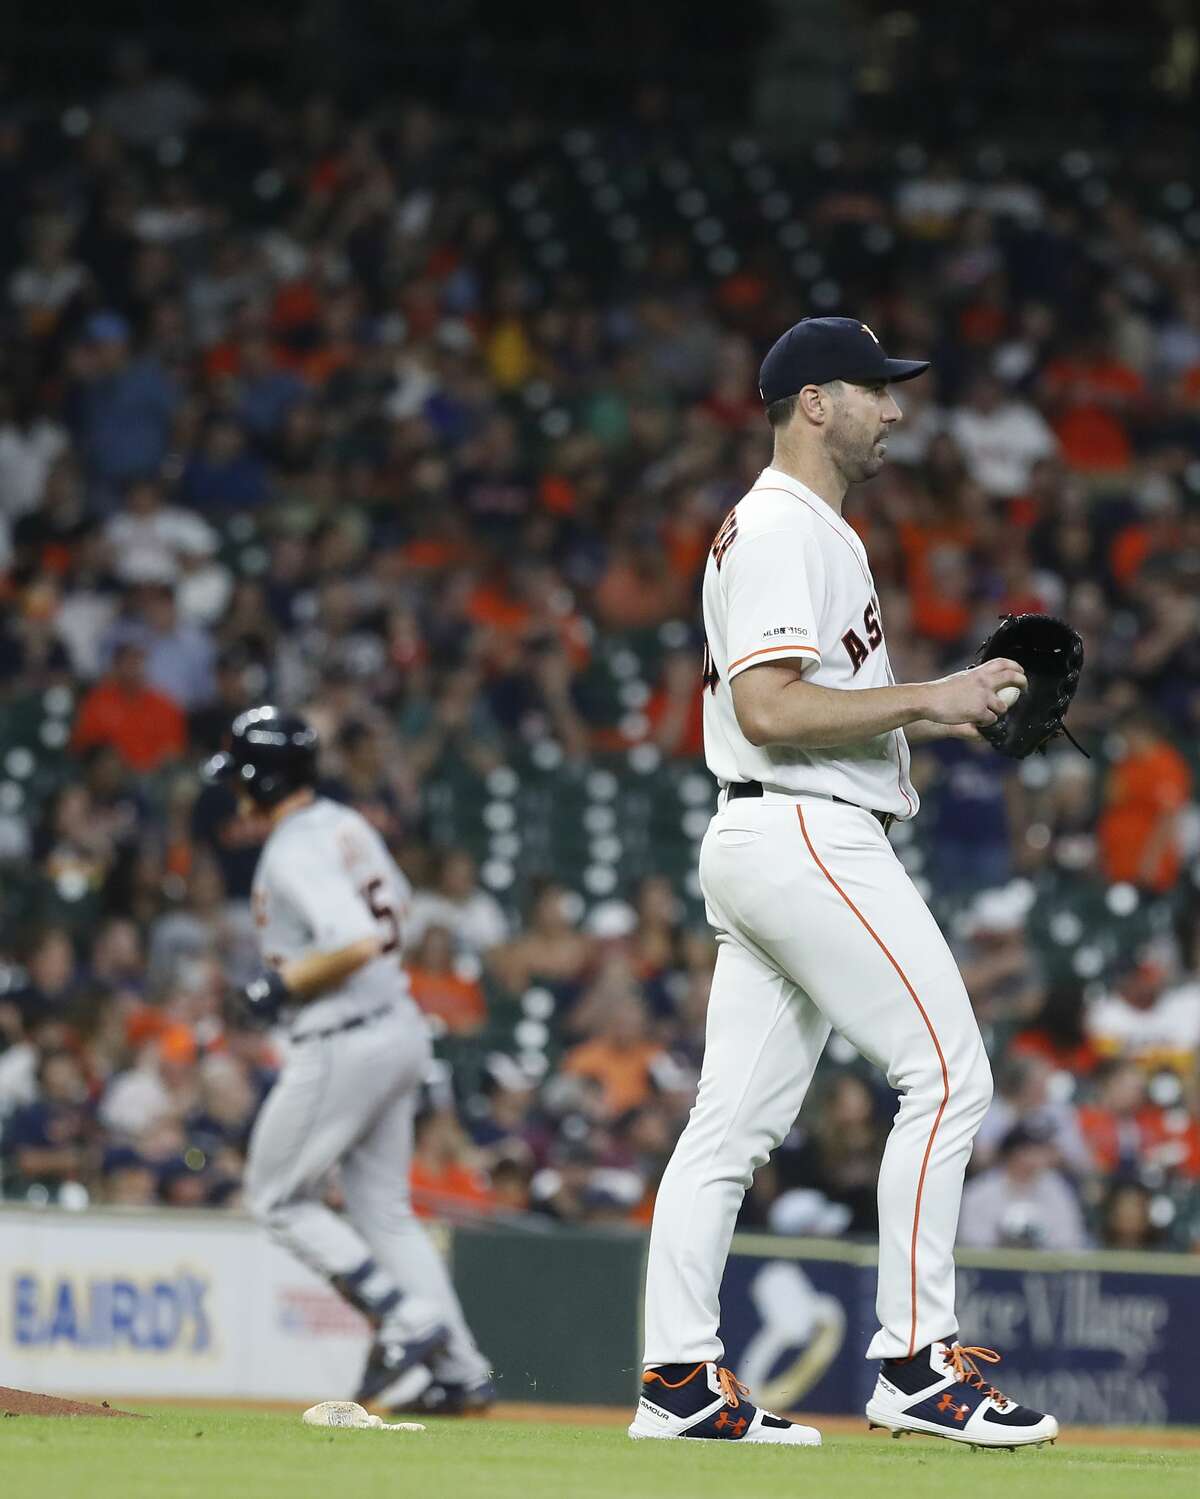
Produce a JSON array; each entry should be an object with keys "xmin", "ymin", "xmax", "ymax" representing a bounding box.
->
[
  {"xmin": 723, "ymin": 529, "xmax": 826, "ymax": 682},
  {"xmin": 1023, "ymin": 408, "xmax": 1059, "ymax": 461},
  {"xmin": 270, "ymin": 838, "xmax": 378, "ymax": 952}
]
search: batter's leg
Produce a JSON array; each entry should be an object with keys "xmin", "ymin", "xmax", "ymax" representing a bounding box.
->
[
  {"xmin": 641, "ymin": 934, "xmax": 831, "ymax": 1366},
  {"xmin": 244, "ymin": 1039, "xmax": 414, "ymax": 1328},
  {"xmin": 341, "ymin": 1070, "xmax": 491, "ymax": 1385}
]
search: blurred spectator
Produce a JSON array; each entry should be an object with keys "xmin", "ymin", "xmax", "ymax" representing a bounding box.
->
[
  {"xmin": 106, "ymin": 582, "xmax": 216, "ymax": 711},
  {"xmin": 594, "ymin": 538, "xmax": 688, "ymax": 630},
  {"xmin": 99, "ymin": 1145, "xmax": 159, "ymax": 1206},
  {"xmin": 1075, "ymin": 1060, "xmax": 1200, "ymax": 1181},
  {"xmin": 406, "ymin": 926, "xmax": 487, "ymax": 1035},
  {"xmin": 189, "ymin": 775, "xmax": 270, "ymax": 901},
  {"xmin": 408, "ymin": 849, "xmax": 508, "ymax": 957},
  {"xmin": 90, "ymin": 918, "xmax": 145, "ymax": 995},
  {"xmin": 973, "ymin": 1052, "xmax": 1092, "ymax": 1176},
  {"xmin": 8, "ymin": 216, "xmax": 86, "ymax": 341},
  {"xmin": 770, "ymin": 1074, "xmax": 886, "ymax": 1237},
  {"xmin": 1098, "ymin": 1179, "xmax": 1164, "ymax": 1251},
  {"xmin": 320, "ymin": 718, "xmax": 408, "ymax": 845},
  {"xmin": 103, "ymin": 477, "xmax": 219, "ymax": 590},
  {"xmin": 958, "ymin": 1122, "xmax": 1089, "ymax": 1251},
  {"xmin": 561, "ymin": 992, "xmax": 666, "ymax": 1119},
  {"xmin": 488, "ymin": 1152, "xmax": 534, "ymax": 1215},
  {"xmin": 488, "ymin": 882, "xmax": 595, "ymax": 999},
  {"xmin": 410, "ymin": 1108, "xmax": 495, "ymax": 1219},
  {"xmin": 179, "ymin": 418, "xmax": 270, "ymax": 513},
  {"xmin": 147, "ymin": 853, "xmax": 258, "ymax": 994},
  {"xmin": 1040, "ymin": 331, "xmax": 1144, "ymax": 474},
  {"xmin": 99, "ymin": 1024, "xmax": 198, "ymax": 1141},
  {"xmin": 1, "ymin": 1049, "xmax": 93, "ymax": 1194},
  {"xmin": 1097, "ymin": 710, "xmax": 1192, "ymax": 892},
  {"xmin": 72, "ymin": 641, "xmax": 187, "ymax": 771},
  {"xmin": 33, "ymin": 783, "xmax": 119, "ymax": 918},
  {"xmin": 466, "ymin": 1058, "xmax": 537, "ymax": 1159},
  {"xmin": 234, "ymin": 331, "xmax": 308, "ymax": 440},
  {"xmin": 957, "ymin": 884, "xmax": 1042, "ymax": 1029},
  {"xmin": 68, "ymin": 311, "xmax": 179, "ymax": 502},
  {"xmin": 643, "ymin": 647, "xmax": 705, "ymax": 758},
  {"xmin": 1011, "ymin": 982, "xmax": 1100, "ymax": 1075},
  {"xmin": 0, "ymin": 380, "xmax": 69, "ymax": 526},
  {"xmin": 98, "ymin": 43, "xmax": 204, "ymax": 148},
  {"xmin": 1076, "ymin": 1061, "xmax": 1151, "ymax": 1176},
  {"xmin": 189, "ymin": 647, "xmax": 260, "ymax": 754},
  {"xmin": 7, "ymin": 927, "xmax": 82, "ymax": 1029},
  {"xmin": 1086, "ymin": 952, "xmax": 1200, "ymax": 1074},
  {"xmin": 947, "ymin": 373, "xmax": 1058, "ymax": 499},
  {"xmin": 919, "ymin": 738, "xmax": 1016, "ymax": 893},
  {"xmin": 185, "ymin": 1053, "xmax": 260, "ymax": 1162}
]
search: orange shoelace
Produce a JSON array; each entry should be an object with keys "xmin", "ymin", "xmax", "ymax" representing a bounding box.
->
[
  {"xmin": 716, "ymin": 1367, "xmax": 750, "ymax": 1409},
  {"xmin": 642, "ymin": 1363, "xmax": 751, "ymax": 1410},
  {"xmin": 941, "ymin": 1344, "xmax": 1011, "ymax": 1410}
]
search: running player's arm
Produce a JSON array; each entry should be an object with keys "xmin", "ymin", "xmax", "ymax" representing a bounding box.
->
[
  {"xmin": 276, "ymin": 937, "xmax": 383, "ymax": 1002},
  {"xmin": 266, "ymin": 847, "xmax": 386, "ymax": 1002}
]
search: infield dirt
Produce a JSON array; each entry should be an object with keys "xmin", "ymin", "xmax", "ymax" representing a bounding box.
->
[{"xmin": 0, "ymin": 1385, "xmax": 140, "ymax": 1418}]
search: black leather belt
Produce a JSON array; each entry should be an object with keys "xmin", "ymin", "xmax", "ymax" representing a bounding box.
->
[
  {"xmin": 291, "ymin": 1004, "xmax": 393, "ymax": 1045},
  {"xmin": 726, "ymin": 780, "xmax": 895, "ymax": 834}
]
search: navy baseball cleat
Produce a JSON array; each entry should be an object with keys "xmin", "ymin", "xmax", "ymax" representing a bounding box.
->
[
  {"xmin": 866, "ymin": 1341, "xmax": 1058, "ymax": 1449},
  {"xmin": 355, "ymin": 1322, "xmax": 449, "ymax": 1407},
  {"xmin": 629, "ymin": 1361, "xmax": 821, "ymax": 1445}
]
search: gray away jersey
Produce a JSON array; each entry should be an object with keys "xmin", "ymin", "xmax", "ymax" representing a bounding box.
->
[{"xmin": 251, "ymin": 797, "xmax": 416, "ymax": 1029}]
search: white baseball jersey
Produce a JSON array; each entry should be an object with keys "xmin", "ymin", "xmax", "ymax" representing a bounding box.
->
[
  {"xmin": 251, "ymin": 797, "xmax": 417, "ymax": 1032},
  {"xmin": 701, "ymin": 465, "xmax": 918, "ymax": 819}
]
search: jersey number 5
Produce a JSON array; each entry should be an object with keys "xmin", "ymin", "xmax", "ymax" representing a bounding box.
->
[
  {"xmin": 843, "ymin": 601, "xmax": 883, "ymax": 675},
  {"xmin": 362, "ymin": 877, "xmax": 401, "ymax": 953}
]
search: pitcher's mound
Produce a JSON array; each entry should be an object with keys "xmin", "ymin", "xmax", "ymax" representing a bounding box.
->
[{"xmin": 1, "ymin": 1386, "xmax": 141, "ymax": 1418}]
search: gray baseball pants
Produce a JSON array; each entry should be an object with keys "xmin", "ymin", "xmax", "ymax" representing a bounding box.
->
[{"xmin": 244, "ymin": 1004, "xmax": 489, "ymax": 1385}]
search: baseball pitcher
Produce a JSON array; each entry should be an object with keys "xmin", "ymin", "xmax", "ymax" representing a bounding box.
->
[
  {"xmin": 630, "ymin": 320, "xmax": 1061, "ymax": 1450},
  {"xmin": 206, "ymin": 707, "xmax": 492, "ymax": 1414}
]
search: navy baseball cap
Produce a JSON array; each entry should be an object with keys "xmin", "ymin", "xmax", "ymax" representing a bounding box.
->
[{"xmin": 759, "ymin": 317, "xmax": 930, "ymax": 405}]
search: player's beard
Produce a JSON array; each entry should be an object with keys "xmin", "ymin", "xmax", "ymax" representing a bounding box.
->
[{"xmin": 826, "ymin": 403, "xmax": 887, "ymax": 484}]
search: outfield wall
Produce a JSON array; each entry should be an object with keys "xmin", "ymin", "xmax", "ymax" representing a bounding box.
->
[{"xmin": 1, "ymin": 1206, "xmax": 1197, "ymax": 1424}]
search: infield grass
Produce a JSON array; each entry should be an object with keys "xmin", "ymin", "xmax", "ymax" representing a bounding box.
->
[{"xmin": 2, "ymin": 1409, "xmax": 1196, "ymax": 1499}]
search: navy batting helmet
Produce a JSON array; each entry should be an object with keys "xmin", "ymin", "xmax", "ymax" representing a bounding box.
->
[{"xmin": 203, "ymin": 706, "xmax": 318, "ymax": 808}]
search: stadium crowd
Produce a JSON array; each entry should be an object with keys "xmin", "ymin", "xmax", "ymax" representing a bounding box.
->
[{"xmin": 2, "ymin": 50, "xmax": 1200, "ymax": 1256}]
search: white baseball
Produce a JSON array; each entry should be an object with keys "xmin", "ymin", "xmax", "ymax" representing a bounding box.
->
[{"xmin": 997, "ymin": 685, "xmax": 1021, "ymax": 710}]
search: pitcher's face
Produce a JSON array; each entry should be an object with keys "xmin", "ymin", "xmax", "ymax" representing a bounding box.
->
[{"xmin": 825, "ymin": 380, "xmax": 902, "ymax": 483}]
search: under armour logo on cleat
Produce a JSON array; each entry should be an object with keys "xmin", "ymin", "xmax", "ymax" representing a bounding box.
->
[{"xmin": 937, "ymin": 1392, "xmax": 970, "ymax": 1423}]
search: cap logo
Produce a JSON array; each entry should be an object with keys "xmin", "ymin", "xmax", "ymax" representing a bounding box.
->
[{"xmin": 860, "ymin": 322, "xmax": 880, "ymax": 344}]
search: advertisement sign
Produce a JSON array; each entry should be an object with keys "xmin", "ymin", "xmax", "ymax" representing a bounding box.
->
[
  {"xmin": 717, "ymin": 1245, "xmax": 865, "ymax": 1415},
  {"xmin": 954, "ymin": 1262, "xmax": 1184, "ymax": 1426},
  {"xmin": 0, "ymin": 1207, "xmax": 370, "ymax": 1400},
  {"xmin": 720, "ymin": 1236, "xmax": 1200, "ymax": 1426}
]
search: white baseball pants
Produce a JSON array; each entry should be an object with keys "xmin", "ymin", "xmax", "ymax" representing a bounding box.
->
[
  {"xmin": 642, "ymin": 793, "xmax": 993, "ymax": 1364},
  {"xmin": 245, "ymin": 1005, "xmax": 489, "ymax": 1384}
]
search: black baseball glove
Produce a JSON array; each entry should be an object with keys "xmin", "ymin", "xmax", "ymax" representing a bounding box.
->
[{"xmin": 972, "ymin": 613, "xmax": 1086, "ymax": 759}]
